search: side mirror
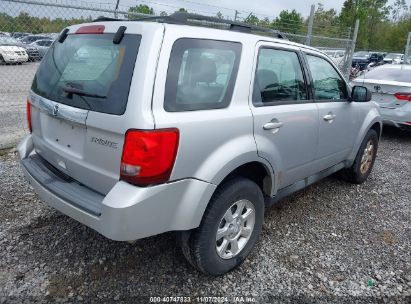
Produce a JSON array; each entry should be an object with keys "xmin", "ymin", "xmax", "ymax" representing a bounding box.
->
[{"xmin": 351, "ymin": 86, "xmax": 372, "ymax": 102}]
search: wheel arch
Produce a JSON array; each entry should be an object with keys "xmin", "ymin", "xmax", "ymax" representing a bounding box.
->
[
  {"xmin": 348, "ymin": 109, "xmax": 382, "ymax": 165},
  {"xmin": 215, "ymin": 160, "xmax": 275, "ymax": 200},
  {"xmin": 370, "ymin": 121, "xmax": 382, "ymax": 138}
]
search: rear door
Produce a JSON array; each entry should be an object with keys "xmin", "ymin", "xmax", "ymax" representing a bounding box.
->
[
  {"xmin": 29, "ymin": 23, "xmax": 163, "ymax": 194},
  {"xmin": 251, "ymin": 42, "xmax": 319, "ymax": 189},
  {"xmin": 303, "ymin": 51, "xmax": 358, "ymax": 169}
]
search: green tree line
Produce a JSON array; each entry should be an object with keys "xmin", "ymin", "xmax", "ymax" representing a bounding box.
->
[
  {"xmin": 126, "ymin": 1, "xmax": 410, "ymax": 52},
  {"xmin": 0, "ymin": 0, "xmax": 409, "ymax": 52},
  {"xmin": 125, "ymin": 1, "xmax": 410, "ymax": 52},
  {"xmin": 0, "ymin": 12, "xmax": 92, "ymax": 34}
]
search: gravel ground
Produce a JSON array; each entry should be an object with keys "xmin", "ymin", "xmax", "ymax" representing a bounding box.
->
[{"xmin": 0, "ymin": 126, "xmax": 410, "ymax": 303}]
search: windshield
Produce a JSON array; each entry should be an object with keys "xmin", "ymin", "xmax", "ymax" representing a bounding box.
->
[
  {"xmin": 363, "ymin": 67, "xmax": 411, "ymax": 82},
  {"xmin": 0, "ymin": 37, "xmax": 20, "ymax": 45},
  {"xmin": 31, "ymin": 33, "xmax": 141, "ymax": 115},
  {"xmin": 354, "ymin": 51, "xmax": 369, "ymax": 57},
  {"xmin": 385, "ymin": 53, "xmax": 403, "ymax": 59}
]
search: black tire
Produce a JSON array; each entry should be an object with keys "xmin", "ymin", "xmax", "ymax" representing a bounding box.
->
[
  {"xmin": 341, "ymin": 129, "xmax": 378, "ymax": 184},
  {"xmin": 180, "ymin": 177, "xmax": 264, "ymax": 276},
  {"xmin": 0, "ymin": 55, "xmax": 4, "ymax": 65}
]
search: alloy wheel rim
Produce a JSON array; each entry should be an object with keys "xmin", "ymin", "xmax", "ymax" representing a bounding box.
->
[
  {"xmin": 216, "ymin": 199, "xmax": 255, "ymax": 259},
  {"xmin": 360, "ymin": 140, "xmax": 374, "ymax": 174}
]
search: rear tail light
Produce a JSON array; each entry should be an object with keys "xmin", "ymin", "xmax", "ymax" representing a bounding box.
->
[
  {"xmin": 394, "ymin": 93, "xmax": 411, "ymax": 101},
  {"xmin": 26, "ymin": 100, "xmax": 32, "ymax": 133},
  {"xmin": 120, "ymin": 129, "xmax": 179, "ymax": 186}
]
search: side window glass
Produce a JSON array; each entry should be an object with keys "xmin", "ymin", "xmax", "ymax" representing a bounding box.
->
[
  {"xmin": 253, "ymin": 48, "xmax": 307, "ymax": 106},
  {"xmin": 164, "ymin": 39, "xmax": 242, "ymax": 112},
  {"xmin": 306, "ymin": 55, "xmax": 348, "ymax": 100}
]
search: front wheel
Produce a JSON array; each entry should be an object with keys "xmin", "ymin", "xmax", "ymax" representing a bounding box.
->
[
  {"xmin": 341, "ymin": 129, "xmax": 378, "ymax": 184},
  {"xmin": 181, "ymin": 177, "xmax": 264, "ymax": 276}
]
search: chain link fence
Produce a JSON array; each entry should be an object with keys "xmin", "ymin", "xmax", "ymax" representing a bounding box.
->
[{"xmin": 0, "ymin": 0, "xmax": 358, "ymax": 149}]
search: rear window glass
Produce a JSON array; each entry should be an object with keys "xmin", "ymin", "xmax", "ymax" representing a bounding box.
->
[
  {"xmin": 363, "ymin": 67, "xmax": 411, "ymax": 82},
  {"xmin": 31, "ymin": 33, "xmax": 141, "ymax": 115},
  {"xmin": 164, "ymin": 39, "xmax": 242, "ymax": 112}
]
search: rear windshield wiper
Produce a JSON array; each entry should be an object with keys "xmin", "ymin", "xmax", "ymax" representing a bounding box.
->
[{"xmin": 62, "ymin": 86, "xmax": 106, "ymax": 99}]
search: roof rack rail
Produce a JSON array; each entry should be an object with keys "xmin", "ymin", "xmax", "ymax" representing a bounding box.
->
[
  {"xmin": 93, "ymin": 17, "xmax": 122, "ymax": 22},
  {"xmin": 168, "ymin": 12, "xmax": 287, "ymax": 39},
  {"xmin": 93, "ymin": 12, "xmax": 287, "ymax": 40}
]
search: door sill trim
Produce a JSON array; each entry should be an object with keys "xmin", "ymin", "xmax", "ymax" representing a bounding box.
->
[{"xmin": 266, "ymin": 162, "xmax": 346, "ymax": 207}]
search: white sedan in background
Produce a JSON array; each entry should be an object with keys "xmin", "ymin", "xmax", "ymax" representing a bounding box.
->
[
  {"xmin": 0, "ymin": 37, "xmax": 28, "ymax": 64},
  {"xmin": 351, "ymin": 64, "xmax": 411, "ymax": 130},
  {"xmin": 383, "ymin": 53, "xmax": 404, "ymax": 65}
]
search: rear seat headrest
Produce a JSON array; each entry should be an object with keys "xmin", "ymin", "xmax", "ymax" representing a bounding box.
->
[{"xmin": 191, "ymin": 57, "xmax": 217, "ymax": 85}]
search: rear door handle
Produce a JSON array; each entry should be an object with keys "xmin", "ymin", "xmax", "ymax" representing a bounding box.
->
[
  {"xmin": 323, "ymin": 113, "xmax": 336, "ymax": 122},
  {"xmin": 263, "ymin": 121, "xmax": 284, "ymax": 131}
]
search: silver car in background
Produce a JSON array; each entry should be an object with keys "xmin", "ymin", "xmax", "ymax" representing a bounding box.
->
[
  {"xmin": 30, "ymin": 39, "xmax": 54, "ymax": 59},
  {"xmin": 352, "ymin": 65, "xmax": 411, "ymax": 129}
]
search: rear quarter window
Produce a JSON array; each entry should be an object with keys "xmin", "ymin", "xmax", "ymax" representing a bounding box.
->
[{"xmin": 164, "ymin": 38, "xmax": 242, "ymax": 112}]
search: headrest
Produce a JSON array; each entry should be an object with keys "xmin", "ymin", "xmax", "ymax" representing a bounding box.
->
[
  {"xmin": 256, "ymin": 69, "xmax": 278, "ymax": 90},
  {"xmin": 191, "ymin": 57, "xmax": 217, "ymax": 84}
]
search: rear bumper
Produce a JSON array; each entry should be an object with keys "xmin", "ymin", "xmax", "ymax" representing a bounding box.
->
[
  {"xmin": 380, "ymin": 106, "xmax": 411, "ymax": 128},
  {"xmin": 18, "ymin": 135, "xmax": 216, "ymax": 241},
  {"xmin": 3, "ymin": 54, "xmax": 28, "ymax": 63}
]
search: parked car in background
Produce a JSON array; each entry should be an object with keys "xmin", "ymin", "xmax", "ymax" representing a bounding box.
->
[
  {"xmin": 369, "ymin": 52, "xmax": 384, "ymax": 63},
  {"xmin": 324, "ymin": 49, "xmax": 345, "ymax": 67},
  {"xmin": 30, "ymin": 39, "xmax": 53, "ymax": 59},
  {"xmin": 351, "ymin": 64, "xmax": 411, "ymax": 130},
  {"xmin": 383, "ymin": 53, "xmax": 403, "ymax": 64},
  {"xmin": 21, "ymin": 44, "xmax": 41, "ymax": 61},
  {"xmin": 45, "ymin": 33, "xmax": 59, "ymax": 40},
  {"xmin": 19, "ymin": 15, "xmax": 381, "ymax": 275},
  {"xmin": 11, "ymin": 32, "xmax": 30, "ymax": 39},
  {"xmin": 352, "ymin": 51, "xmax": 371, "ymax": 70},
  {"xmin": 0, "ymin": 36, "xmax": 40, "ymax": 61},
  {"xmin": 19, "ymin": 35, "xmax": 50, "ymax": 45},
  {"xmin": 0, "ymin": 37, "xmax": 28, "ymax": 64}
]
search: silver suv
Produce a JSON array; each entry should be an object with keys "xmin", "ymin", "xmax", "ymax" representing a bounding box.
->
[{"xmin": 18, "ymin": 14, "xmax": 382, "ymax": 275}]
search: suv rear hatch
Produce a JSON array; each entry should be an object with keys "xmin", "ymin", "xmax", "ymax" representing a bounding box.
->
[{"xmin": 29, "ymin": 24, "xmax": 147, "ymax": 195}]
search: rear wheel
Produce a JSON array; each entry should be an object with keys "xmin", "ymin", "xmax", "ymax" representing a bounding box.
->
[
  {"xmin": 341, "ymin": 129, "xmax": 378, "ymax": 184},
  {"xmin": 0, "ymin": 55, "xmax": 5, "ymax": 65},
  {"xmin": 180, "ymin": 177, "xmax": 264, "ymax": 276}
]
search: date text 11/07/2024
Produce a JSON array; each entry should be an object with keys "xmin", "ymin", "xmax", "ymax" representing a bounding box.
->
[{"xmin": 149, "ymin": 296, "xmax": 257, "ymax": 303}]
